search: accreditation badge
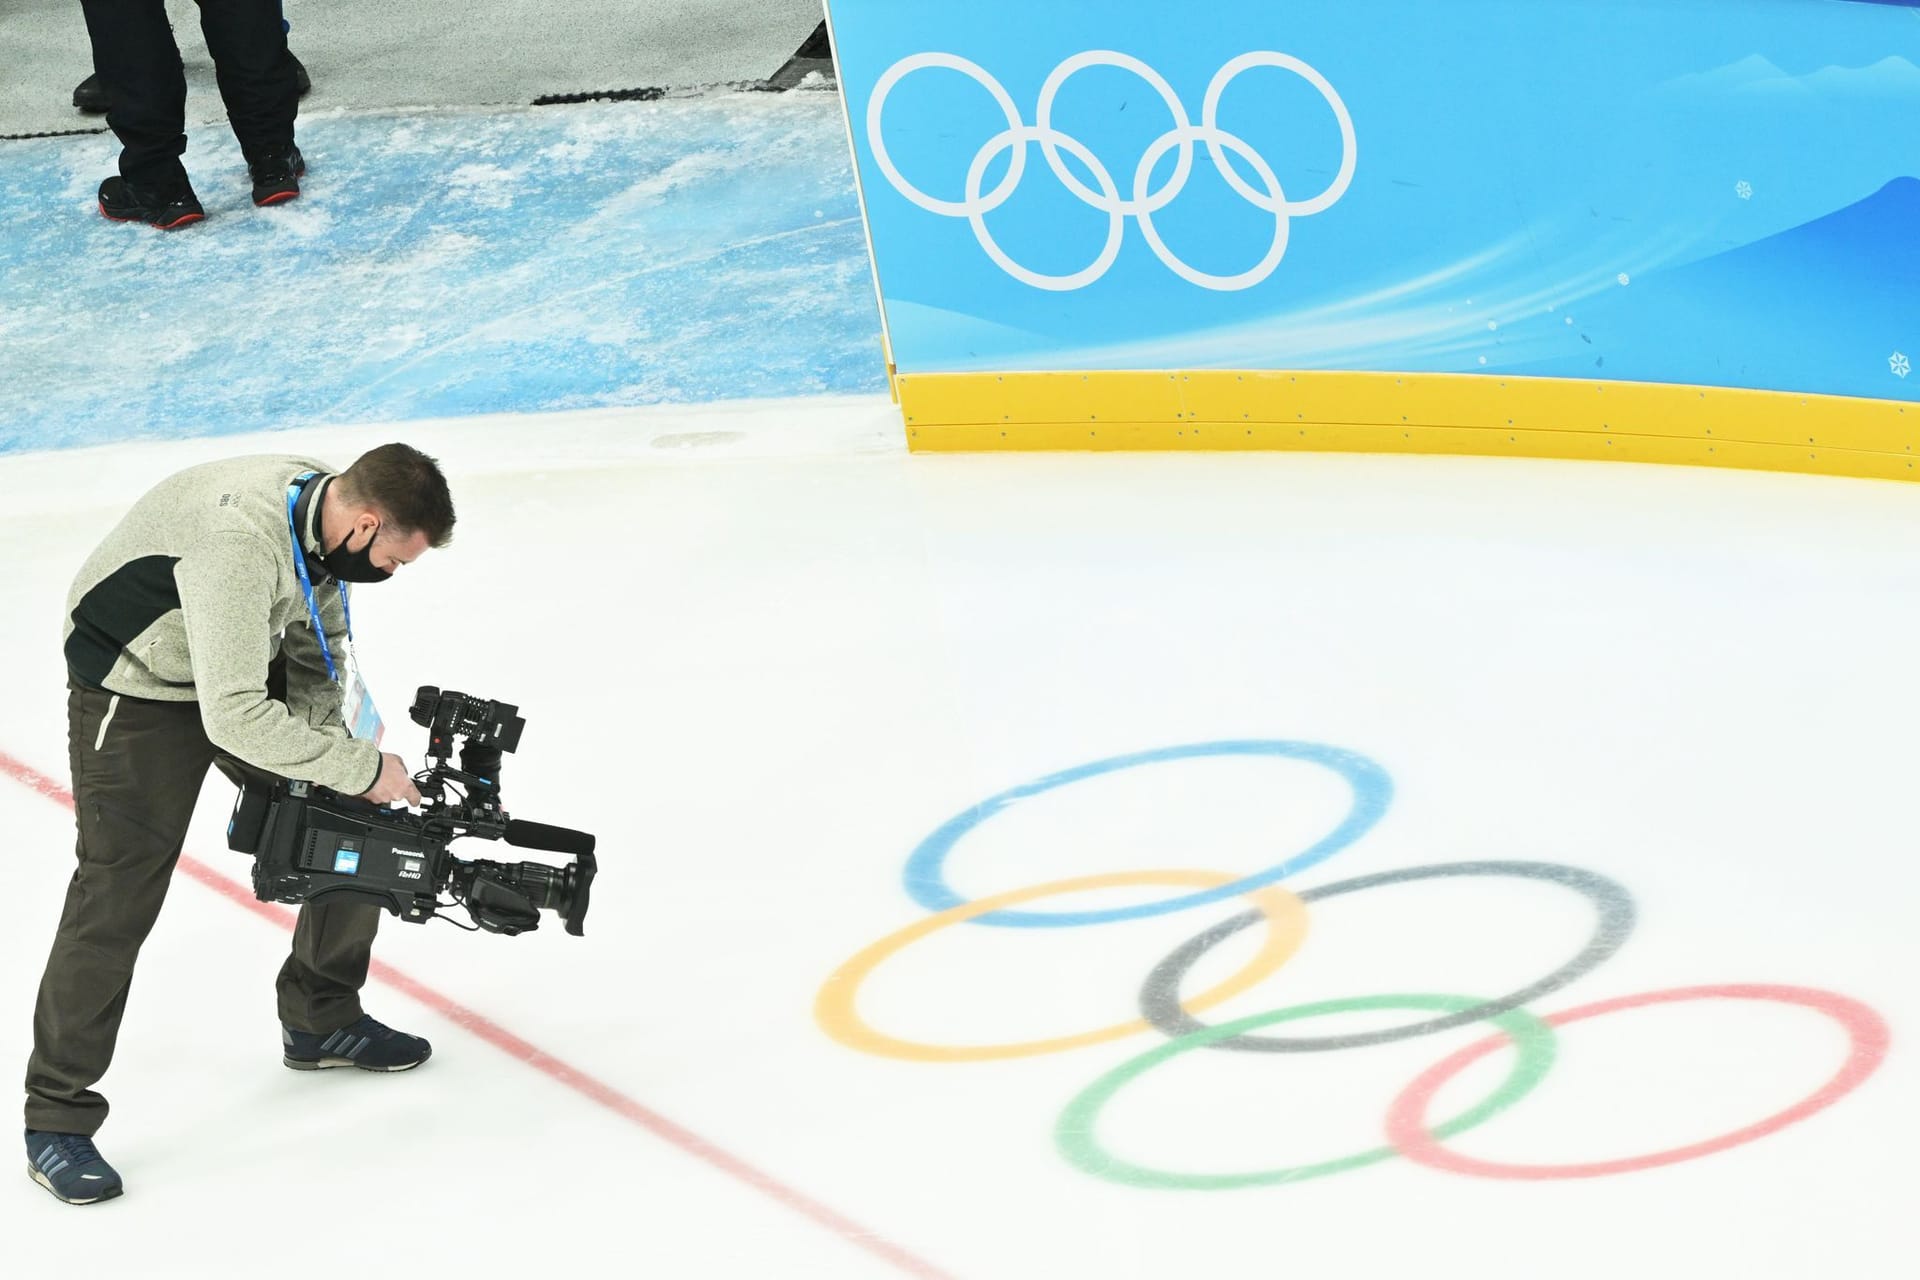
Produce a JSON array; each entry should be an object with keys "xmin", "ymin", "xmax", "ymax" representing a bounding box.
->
[{"xmin": 342, "ymin": 654, "xmax": 386, "ymax": 746}]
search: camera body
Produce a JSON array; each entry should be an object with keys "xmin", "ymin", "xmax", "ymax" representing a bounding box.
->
[
  {"xmin": 220, "ymin": 686, "xmax": 596, "ymax": 936},
  {"xmin": 408, "ymin": 685, "xmax": 522, "ymax": 802}
]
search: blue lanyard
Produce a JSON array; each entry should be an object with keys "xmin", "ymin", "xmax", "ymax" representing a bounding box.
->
[{"xmin": 286, "ymin": 472, "xmax": 354, "ymax": 683}]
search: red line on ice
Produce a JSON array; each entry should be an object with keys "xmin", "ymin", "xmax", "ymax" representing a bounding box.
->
[{"xmin": 2, "ymin": 748, "xmax": 955, "ymax": 1280}]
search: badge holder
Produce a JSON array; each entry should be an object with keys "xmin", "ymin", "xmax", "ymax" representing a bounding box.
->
[{"xmin": 342, "ymin": 648, "xmax": 386, "ymax": 746}]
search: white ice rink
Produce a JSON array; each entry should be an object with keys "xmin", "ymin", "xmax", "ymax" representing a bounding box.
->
[{"xmin": 1, "ymin": 398, "xmax": 1914, "ymax": 1278}]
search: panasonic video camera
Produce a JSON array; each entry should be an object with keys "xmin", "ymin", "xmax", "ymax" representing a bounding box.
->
[{"xmin": 218, "ymin": 686, "xmax": 598, "ymax": 936}]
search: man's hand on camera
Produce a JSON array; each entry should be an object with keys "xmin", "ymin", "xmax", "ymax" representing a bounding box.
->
[{"xmin": 363, "ymin": 752, "xmax": 423, "ymax": 808}]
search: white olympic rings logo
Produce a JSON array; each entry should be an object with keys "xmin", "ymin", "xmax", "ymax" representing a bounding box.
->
[{"xmin": 866, "ymin": 50, "xmax": 1358, "ymax": 292}]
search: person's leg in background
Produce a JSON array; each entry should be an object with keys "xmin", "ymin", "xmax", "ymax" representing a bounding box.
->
[
  {"xmin": 78, "ymin": 0, "xmax": 205, "ymax": 227},
  {"xmin": 196, "ymin": 0, "xmax": 306, "ymax": 205},
  {"xmin": 74, "ymin": 1, "xmax": 311, "ymax": 117}
]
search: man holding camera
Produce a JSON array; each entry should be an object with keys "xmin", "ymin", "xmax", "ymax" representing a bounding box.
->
[{"xmin": 23, "ymin": 443, "xmax": 455, "ymax": 1205}]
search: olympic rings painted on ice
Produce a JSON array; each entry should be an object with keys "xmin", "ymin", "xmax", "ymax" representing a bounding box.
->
[
  {"xmin": 1140, "ymin": 861, "xmax": 1635, "ymax": 1053},
  {"xmin": 1055, "ymin": 995, "xmax": 1558, "ymax": 1190},
  {"xmin": 815, "ymin": 871, "xmax": 1308, "ymax": 1062},
  {"xmin": 865, "ymin": 50, "xmax": 1359, "ymax": 291},
  {"xmin": 817, "ymin": 740, "xmax": 1889, "ymax": 1187},
  {"xmin": 903, "ymin": 740, "xmax": 1392, "ymax": 928},
  {"xmin": 1383, "ymin": 984, "xmax": 1892, "ymax": 1180}
]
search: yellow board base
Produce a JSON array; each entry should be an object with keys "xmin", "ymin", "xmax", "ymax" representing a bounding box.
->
[{"xmin": 898, "ymin": 370, "xmax": 1920, "ymax": 482}]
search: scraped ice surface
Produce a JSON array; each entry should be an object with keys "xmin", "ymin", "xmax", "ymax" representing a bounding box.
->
[{"xmin": 0, "ymin": 93, "xmax": 885, "ymax": 453}]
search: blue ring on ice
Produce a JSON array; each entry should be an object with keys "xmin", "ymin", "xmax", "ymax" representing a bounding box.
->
[{"xmin": 902, "ymin": 739, "xmax": 1393, "ymax": 927}]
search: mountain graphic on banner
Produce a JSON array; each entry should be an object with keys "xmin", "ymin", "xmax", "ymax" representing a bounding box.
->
[
  {"xmin": 1516, "ymin": 178, "xmax": 1920, "ymax": 396},
  {"xmin": 1682, "ymin": 176, "xmax": 1920, "ymax": 300}
]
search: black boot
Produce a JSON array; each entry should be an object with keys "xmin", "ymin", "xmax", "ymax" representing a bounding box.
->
[
  {"xmin": 98, "ymin": 176, "xmax": 205, "ymax": 230},
  {"xmin": 291, "ymin": 52, "xmax": 311, "ymax": 97},
  {"xmin": 72, "ymin": 72, "xmax": 109, "ymax": 114},
  {"xmin": 248, "ymin": 144, "xmax": 305, "ymax": 207}
]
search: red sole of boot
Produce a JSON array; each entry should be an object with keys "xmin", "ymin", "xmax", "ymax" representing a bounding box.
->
[
  {"xmin": 254, "ymin": 190, "xmax": 300, "ymax": 207},
  {"xmin": 99, "ymin": 202, "xmax": 204, "ymax": 230}
]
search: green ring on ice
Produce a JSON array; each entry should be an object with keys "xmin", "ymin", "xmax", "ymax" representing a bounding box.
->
[{"xmin": 1054, "ymin": 993, "xmax": 1556, "ymax": 1189}]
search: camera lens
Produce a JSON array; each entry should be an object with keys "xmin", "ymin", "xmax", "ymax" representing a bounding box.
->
[{"xmin": 508, "ymin": 861, "xmax": 567, "ymax": 914}]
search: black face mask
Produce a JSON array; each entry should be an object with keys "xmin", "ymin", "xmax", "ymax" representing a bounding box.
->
[{"xmin": 320, "ymin": 525, "xmax": 393, "ymax": 584}]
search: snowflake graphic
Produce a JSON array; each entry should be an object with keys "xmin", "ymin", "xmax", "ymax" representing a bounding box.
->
[
  {"xmin": 1736, "ymin": 180, "xmax": 1753, "ymax": 200},
  {"xmin": 1894, "ymin": 352, "xmax": 1912, "ymax": 379}
]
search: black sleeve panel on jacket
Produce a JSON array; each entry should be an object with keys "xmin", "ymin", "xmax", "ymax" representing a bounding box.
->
[{"xmin": 64, "ymin": 554, "xmax": 184, "ymax": 688}]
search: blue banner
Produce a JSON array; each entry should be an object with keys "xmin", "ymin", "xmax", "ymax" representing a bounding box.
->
[{"xmin": 830, "ymin": 0, "xmax": 1920, "ymax": 401}]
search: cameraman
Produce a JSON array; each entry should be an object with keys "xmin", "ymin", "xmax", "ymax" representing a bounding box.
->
[{"xmin": 23, "ymin": 444, "xmax": 455, "ymax": 1205}]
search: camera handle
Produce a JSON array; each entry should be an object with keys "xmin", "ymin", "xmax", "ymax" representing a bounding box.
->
[{"xmin": 463, "ymin": 877, "xmax": 542, "ymax": 935}]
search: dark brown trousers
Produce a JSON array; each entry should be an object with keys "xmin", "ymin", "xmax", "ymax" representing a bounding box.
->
[{"xmin": 24, "ymin": 679, "xmax": 380, "ymax": 1136}]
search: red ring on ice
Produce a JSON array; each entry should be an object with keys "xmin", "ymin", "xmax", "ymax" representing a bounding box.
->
[{"xmin": 1383, "ymin": 983, "xmax": 1890, "ymax": 1179}]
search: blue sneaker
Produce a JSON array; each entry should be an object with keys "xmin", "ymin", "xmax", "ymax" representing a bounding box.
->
[
  {"xmin": 24, "ymin": 1129, "xmax": 123, "ymax": 1205},
  {"xmin": 283, "ymin": 1014, "xmax": 431, "ymax": 1072}
]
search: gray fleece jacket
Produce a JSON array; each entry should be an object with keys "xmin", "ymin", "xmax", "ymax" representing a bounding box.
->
[{"xmin": 63, "ymin": 454, "xmax": 383, "ymax": 796}]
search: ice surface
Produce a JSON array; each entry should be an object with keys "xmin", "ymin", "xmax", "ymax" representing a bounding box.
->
[{"xmin": 2, "ymin": 402, "xmax": 1914, "ymax": 1277}]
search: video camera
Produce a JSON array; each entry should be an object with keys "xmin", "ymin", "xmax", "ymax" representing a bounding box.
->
[{"xmin": 219, "ymin": 686, "xmax": 597, "ymax": 936}]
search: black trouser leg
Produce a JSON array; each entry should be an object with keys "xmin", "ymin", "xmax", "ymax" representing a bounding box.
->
[
  {"xmin": 24, "ymin": 684, "xmax": 215, "ymax": 1136},
  {"xmin": 79, "ymin": 0, "xmax": 191, "ymax": 190},
  {"xmin": 196, "ymin": 0, "xmax": 296, "ymax": 163}
]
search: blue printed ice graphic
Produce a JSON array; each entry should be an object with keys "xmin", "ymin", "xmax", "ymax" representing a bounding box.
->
[{"xmin": 0, "ymin": 94, "xmax": 887, "ymax": 455}]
